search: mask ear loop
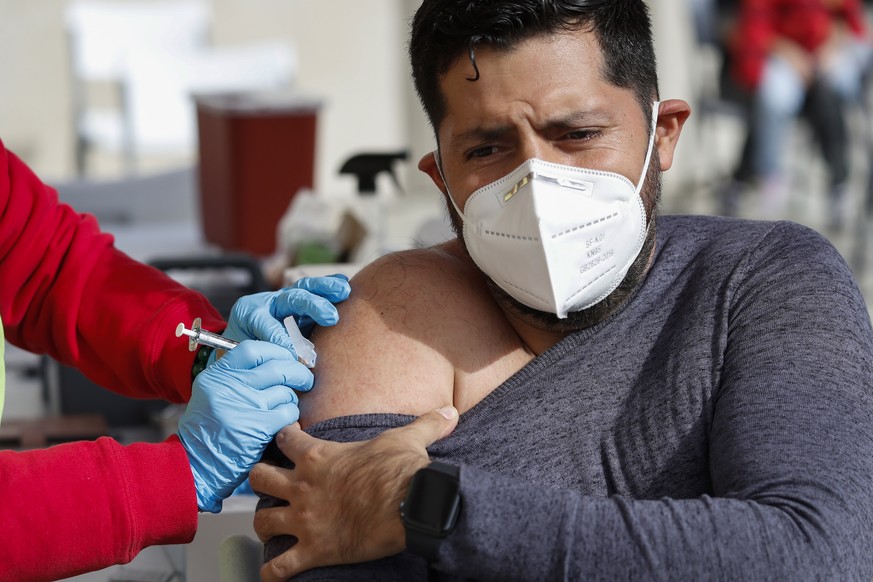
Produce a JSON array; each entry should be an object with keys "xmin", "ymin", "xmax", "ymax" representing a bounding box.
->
[
  {"xmin": 435, "ymin": 152, "xmax": 470, "ymax": 223},
  {"xmin": 634, "ymin": 101, "xmax": 660, "ymax": 195},
  {"xmin": 587, "ymin": 102, "xmax": 660, "ymax": 310},
  {"xmin": 634, "ymin": 102, "xmax": 660, "ymax": 249}
]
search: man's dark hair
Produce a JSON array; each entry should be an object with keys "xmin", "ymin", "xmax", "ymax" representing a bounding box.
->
[{"xmin": 409, "ymin": 0, "xmax": 659, "ymax": 136}]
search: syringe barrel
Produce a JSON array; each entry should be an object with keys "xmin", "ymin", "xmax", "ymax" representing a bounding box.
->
[{"xmin": 195, "ymin": 329, "xmax": 240, "ymax": 351}]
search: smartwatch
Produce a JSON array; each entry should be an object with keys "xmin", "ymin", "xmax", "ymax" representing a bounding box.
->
[{"xmin": 400, "ymin": 461, "xmax": 461, "ymax": 562}]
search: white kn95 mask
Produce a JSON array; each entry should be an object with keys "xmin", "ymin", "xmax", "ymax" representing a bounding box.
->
[{"xmin": 441, "ymin": 102, "xmax": 659, "ymax": 319}]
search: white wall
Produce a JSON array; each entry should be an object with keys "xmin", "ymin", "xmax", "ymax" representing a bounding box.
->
[
  {"xmin": 0, "ymin": 0, "xmax": 700, "ymax": 198},
  {"xmin": 0, "ymin": 1, "xmax": 70, "ymax": 175},
  {"xmin": 649, "ymin": 0, "xmax": 700, "ymax": 196},
  {"xmin": 0, "ymin": 0, "xmax": 425, "ymax": 198}
]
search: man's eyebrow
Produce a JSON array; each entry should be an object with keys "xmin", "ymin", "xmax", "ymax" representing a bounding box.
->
[
  {"xmin": 538, "ymin": 110, "xmax": 604, "ymax": 130},
  {"xmin": 452, "ymin": 125, "xmax": 512, "ymax": 149},
  {"xmin": 452, "ymin": 109, "xmax": 609, "ymax": 149}
]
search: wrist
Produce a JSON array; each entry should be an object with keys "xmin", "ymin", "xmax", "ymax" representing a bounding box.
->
[
  {"xmin": 191, "ymin": 344, "xmax": 214, "ymax": 380},
  {"xmin": 178, "ymin": 432, "xmax": 222, "ymax": 513}
]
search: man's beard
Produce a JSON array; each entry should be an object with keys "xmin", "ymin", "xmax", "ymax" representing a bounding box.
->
[{"xmin": 444, "ymin": 151, "xmax": 662, "ymax": 333}]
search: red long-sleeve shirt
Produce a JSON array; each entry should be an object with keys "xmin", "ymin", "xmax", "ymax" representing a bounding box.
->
[
  {"xmin": 0, "ymin": 139, "xmax": 225, "ymax": 581},
  {"xmin": 730, "ymin": 0, "xmax": 868, "ymax": 89}
]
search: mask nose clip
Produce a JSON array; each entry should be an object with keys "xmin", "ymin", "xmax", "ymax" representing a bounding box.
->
[{"xmin": 556, "ymin": 177, "xmax": 588, "ymax": 192}]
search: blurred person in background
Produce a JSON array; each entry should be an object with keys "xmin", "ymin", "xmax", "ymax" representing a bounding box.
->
[{"xmin": 722, "ymin": 0, "xmax": 872, "ymax": 228}]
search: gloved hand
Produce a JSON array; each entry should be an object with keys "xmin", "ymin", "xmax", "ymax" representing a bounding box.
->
[
  {"xmin": 231, "ymin": 477, "xmax": 254, "ymax": 497},
  {"xmin": 223, "ymin": 275, "xmax": 351, "ymax": 353},
  {"xmin": 178, "ymin": 340, "xmax": 311, "ymax": 513}
]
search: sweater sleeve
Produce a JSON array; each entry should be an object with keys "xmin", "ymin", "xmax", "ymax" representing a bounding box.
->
[
  {"xmin": 0, "ymin": 435, "xmax": 198, "ymax": 581},
  {"xmin": 0, "ymin": 138, "xmax": 224, "ymax": 403},
  {"xmin": 430, "ymin": 223, "xmax": 873, "ymax": 580}
]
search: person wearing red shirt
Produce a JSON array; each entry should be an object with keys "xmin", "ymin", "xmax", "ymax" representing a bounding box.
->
[
  {"xmin": 0, "ymin": 138, "xmax": 349, "ymax": 581},
  {"xmin": 724, "ymin": 0, "xmax": 872, "ymax": 226}
]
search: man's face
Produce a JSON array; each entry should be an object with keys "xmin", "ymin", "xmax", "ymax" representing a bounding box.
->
[
  {"xmin": 428, "ymin": 28, "xmax": 655, "ymax": 214},
  {"xmin": 419, "ymin": 27, "xmax": 687, "ymax": 331}
]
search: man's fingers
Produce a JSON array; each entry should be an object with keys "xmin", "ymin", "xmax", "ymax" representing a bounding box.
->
[
  {"xmin": 261, "ymin": 556, "xmax": 294, "ymax": 582},
  {"xmin": 249, "ymin": 462, "xmax": 295, "ymax": 499},
  {"xmin": 387, "ymin": 406, "xmax": 459, "ymax": 448},
  {"xmin": 253, "ymin": 506, "xmax": 298, "ymax": 543},
  {"xmin": 261, "ymin": 545, "xmax": 320, "ymax": 582},
  {"xmin": 261, "ymin": 555, "xmax": 292, "ymax": 582},
  {"xmin": 275, "ymin": 422, "xmax": 318, "ymax": 458}
]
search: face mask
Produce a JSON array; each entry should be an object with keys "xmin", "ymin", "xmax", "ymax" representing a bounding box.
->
[{"xmin": 440, "ymin": 102, "xmax": 659, "ymax": 319}]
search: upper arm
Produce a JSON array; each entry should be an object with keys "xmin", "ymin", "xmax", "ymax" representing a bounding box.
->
[
  {"xmin": 299, "ymin": 242, "xmax": 535, "ymax": 427},
  {"xmin": 713, "ymin": 222, "xmax": 873, "ymax": 509},
  {"xmin": 298, "ymin": 249, "xmax": 459, "ymax": 427}
]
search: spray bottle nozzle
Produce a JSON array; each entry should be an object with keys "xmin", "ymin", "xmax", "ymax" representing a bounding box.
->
[{"xmin": 339, "ymin": 150, "xmax": 409, "ymax": 195}]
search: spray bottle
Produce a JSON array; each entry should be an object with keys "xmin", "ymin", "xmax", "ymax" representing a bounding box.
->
[{"xmin": 338, "ymin": 150, "xmax": 409, "ymax": 260}]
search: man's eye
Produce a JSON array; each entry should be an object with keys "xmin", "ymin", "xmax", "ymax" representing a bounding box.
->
[
  {"xmin": 565, "ymin": 129, "xmax": 599, "ymax": 141},
  {"xmin": 466, "ymin": 145, "xmax": 498, "ymax": 160}
]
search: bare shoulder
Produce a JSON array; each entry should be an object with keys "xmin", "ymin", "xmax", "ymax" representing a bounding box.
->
[{"xmin": 298, "ymin": 240, "xmax": 532, "ymax": 427}]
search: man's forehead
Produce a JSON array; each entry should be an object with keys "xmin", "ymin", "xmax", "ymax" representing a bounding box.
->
[
  {"xmin": 435, "ymin": 30, "xmax": 609, "ymax": 122},
  {"xmin": 442, "ymin": 27, "xmax": 603, "ymax": 81},
  {"xmin": 434, "ymin": 34, "xmax": 637, "ymax": 145}
]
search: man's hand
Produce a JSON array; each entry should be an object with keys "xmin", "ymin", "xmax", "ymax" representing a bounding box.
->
[{"xmin": 251, "ymin": 406, "xmax": 460, "ymax": 581}]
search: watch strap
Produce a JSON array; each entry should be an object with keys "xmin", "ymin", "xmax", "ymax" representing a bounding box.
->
[{"xmin": 406, "ymin": 521, "xmax": 443, "ymax": 563}]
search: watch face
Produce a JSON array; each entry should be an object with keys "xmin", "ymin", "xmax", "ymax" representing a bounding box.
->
[{"xmin": 402, "ymin": 467, "xmax": 461, "ymax": 536}]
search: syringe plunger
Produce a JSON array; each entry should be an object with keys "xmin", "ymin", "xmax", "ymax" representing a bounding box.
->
[{"xmin": 175, "ymin": 318, "xmax": 239, "ymax": 352}]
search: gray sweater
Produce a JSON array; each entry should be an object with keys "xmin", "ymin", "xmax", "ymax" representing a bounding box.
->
[{"xmin": 261, "ymin": 215, "xmax": 873, "ymax": 581}]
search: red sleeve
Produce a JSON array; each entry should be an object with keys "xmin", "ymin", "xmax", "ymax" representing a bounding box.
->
[
  {"xmin": 0, "ymin": 436, "xmax": 198, "ymax": 581},
  {"xmin": 0, "ymin": 138, "xmax": 224, "ymax": 403}
]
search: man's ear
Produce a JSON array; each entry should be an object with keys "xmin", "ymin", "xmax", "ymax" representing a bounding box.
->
[
  {"xmin": 418, "ymin": 151, "xmax": 448, "ymax": 194},
  {"xmin": 654, "ymin": 99, "xmax": 691, "ymax": 171}
]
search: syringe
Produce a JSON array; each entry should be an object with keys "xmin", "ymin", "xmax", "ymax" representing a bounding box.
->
[
  {"xmin": 176, "ymin": 317, "xmax": 239, "ymax": 352},
  {"xmin": 175, "ymin": 317, "xmax": 317, "ymax": 368}
]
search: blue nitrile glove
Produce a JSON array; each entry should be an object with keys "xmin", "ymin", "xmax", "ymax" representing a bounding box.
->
[
  {"xmin": 178, "ymin": 340, "xmax": 312, "ymax": 513},
  {"xmin": 231, "ymin": 477, "xmax": 254, "ymax": 497},
  {"xmin": 223, "ymin": 275, "xmax": 351, "ymax": 351}
]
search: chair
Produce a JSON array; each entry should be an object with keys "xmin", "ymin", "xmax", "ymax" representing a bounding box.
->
[{"xmin": 65, "ymin": 0, "xmax": 212, "ymax": 176}]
